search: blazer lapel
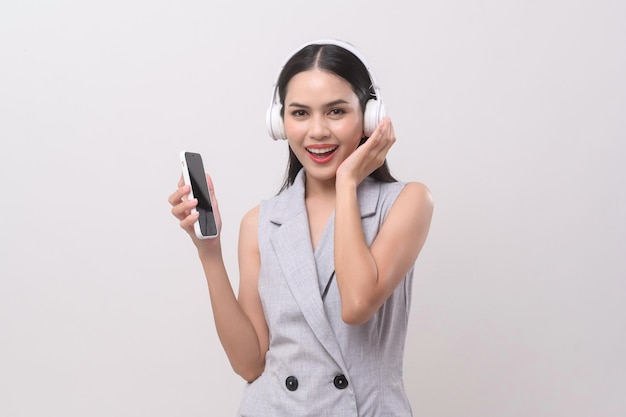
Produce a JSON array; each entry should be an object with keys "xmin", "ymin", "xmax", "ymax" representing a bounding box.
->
[
  {"xmin": 266, "ymin": 172, "xmax": 383, "ymax": 371},
  {"xmin": 268, "ymin": 171, "xmax": 348, "ymax": 370}
]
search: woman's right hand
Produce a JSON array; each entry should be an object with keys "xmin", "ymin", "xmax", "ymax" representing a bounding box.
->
[{"xmin": 168, "ymin": 174, "xmax": 222, "ymax": 251}]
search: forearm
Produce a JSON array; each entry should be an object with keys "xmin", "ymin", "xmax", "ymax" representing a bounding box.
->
[
  {"xmin": 197, "ymin": 245, "xmax": 265, "ymax": 381},
  {"xmin": 334, "ymin": 180, "xmax": 380, "ymax": 325}
]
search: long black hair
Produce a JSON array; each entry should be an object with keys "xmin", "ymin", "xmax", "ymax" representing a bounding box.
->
[{"xmin": 277, "ymin": 43, "xmax": 396, "ymax": 193}]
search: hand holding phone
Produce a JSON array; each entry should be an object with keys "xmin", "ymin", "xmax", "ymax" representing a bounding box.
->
[{"xmin": 179, "ymin": 151, "xmax": 219, "ymax": 239}]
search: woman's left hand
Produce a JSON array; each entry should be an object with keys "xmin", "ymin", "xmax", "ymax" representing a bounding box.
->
[{"xmin": 336, "ymin": 117, "xmax": 396, "ymax": 187}]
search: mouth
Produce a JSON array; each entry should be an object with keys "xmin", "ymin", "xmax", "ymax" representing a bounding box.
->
[
  {"xmin": 306, "ymin": 145, "xmax": 338, "ymax": 155},
  {"xmin": 306, "ymin": 145, "xmax": 338, "ymax": 163}
]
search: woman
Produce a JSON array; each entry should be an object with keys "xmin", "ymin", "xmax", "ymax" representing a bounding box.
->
[{"xmin": 169, "ymin": 39, "xmax": 434, "ymax": 416}]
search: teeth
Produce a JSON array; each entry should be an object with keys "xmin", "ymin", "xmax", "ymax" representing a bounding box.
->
[{"xmin": 307, "ymin": 146, "xmax": 337, "ymax": 154}]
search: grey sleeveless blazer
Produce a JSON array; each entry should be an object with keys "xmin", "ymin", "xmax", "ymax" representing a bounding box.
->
[{"xmin": 237, "ymin": 169, "xmax": 414, "ymax": 417}]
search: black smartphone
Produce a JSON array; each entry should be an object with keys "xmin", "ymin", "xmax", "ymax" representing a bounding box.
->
[{"xmin": 179, "ymin": 151, "xmax": 218, "ymax": 239}]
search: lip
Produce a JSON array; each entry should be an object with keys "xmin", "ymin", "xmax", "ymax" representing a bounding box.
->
[{"xmin": 305, "ymin": 144, "xmax": 338, "ymax": 164}]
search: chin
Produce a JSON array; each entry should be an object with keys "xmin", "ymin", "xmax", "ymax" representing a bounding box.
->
[{"xmin": 304, "ymin": 165, "xmax": 338, "ymax": 182}]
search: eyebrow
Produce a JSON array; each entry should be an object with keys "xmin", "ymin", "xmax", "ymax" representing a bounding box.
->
[{"xmin": 286, "ymin": 99, "xmax": 351, "ymax": 109}]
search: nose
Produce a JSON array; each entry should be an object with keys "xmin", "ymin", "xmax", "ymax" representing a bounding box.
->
[{"xmin": 309, "ymin": 113, "xmax": 330, "ymax": 140}]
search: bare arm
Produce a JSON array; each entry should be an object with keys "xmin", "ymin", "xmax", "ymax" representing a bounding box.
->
[
  {"xmin": 168, "ymin": 177, "xmax": 268, "ymax": 381},
  {"xmin": 334, "ymin": 119, "xmax": 434, "ymax": 325},
  {"xmin": 334, "ymin": 181, "xmax": 433, "ymax": 325}
]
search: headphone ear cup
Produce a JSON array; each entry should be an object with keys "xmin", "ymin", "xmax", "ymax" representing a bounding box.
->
[
  {"xmin": 266, "ymin": 104, "xmax": 287, "ymax": 140},
  {"xmin": 363, "ymin": 99, "xmax": 387, "ymax": 137}
]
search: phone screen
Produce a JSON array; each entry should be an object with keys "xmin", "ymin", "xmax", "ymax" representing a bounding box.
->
[{"xmin": 184, "ymin": 152, "xmax": 218, "ymax": 237}]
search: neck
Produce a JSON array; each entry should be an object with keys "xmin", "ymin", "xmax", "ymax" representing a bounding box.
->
[{"xmin": 304, "ymin": 174, "xmax": 336, "ymax": 201}]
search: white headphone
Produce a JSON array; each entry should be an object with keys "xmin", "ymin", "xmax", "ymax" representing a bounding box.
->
[{"xmin": 265, "ymin": 39, "xmax": 388, "ymax": 141}]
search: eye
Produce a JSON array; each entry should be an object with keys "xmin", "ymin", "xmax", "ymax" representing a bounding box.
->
[
  {"xmin": 328, "ymin": 108, "xmax": 345, "ymax": 116},
  {"xmin": 290, "ymin": 109, "xmax": 307, "ymax": 118}
]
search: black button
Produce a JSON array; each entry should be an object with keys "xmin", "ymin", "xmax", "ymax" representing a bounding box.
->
[
  {"xmin": 333, "ymin": 374, "xmax": 348, "ymax": 389},
  {"xmin": 285, "ymin": 375, "xmax": 298, "ymax": 391}
]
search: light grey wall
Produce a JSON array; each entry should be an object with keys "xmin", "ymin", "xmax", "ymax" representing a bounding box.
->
[{"xmin": 1, "ymin": 0, "xmax": 624, "ymax": 416}]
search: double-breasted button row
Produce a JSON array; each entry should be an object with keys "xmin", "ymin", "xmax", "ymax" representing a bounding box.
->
[{"xmin": 284, "ymin": 375, "xmax": 349, "ymax": 391}]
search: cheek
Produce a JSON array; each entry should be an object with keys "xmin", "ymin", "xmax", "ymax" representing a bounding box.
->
[
  {"xmin": 339, "ymin": 118, "xmax": 365, "ymax": 144},
  {"xmin": 283, "ymin": 119, "xmax": 304, "ymax": 139},
  {"xmin": 344, "ymin": 112, "xmax": 365, "ymax": 135}
]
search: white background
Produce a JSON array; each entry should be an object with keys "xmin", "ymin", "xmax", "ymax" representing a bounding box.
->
[{"xmin": 1, "ymin": 0, "xmax": 625, "ymax": 416}]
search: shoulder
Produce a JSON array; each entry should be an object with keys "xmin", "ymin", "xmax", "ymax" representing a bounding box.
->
[
  {"xmin": 399, "ymin": 181, "xmax": 433, "ymax": 205},
  {"xmin": 378, "ymin": 180, "xmax": 431, "ymax": 198},
  {"xmin": 373, "ymin": 182, "xmax": 433, "ymax": 264},
  {"xmin": 391, "ymin": 181, "xmax": 434, "ymax": 223},
  {"xmin": 242, "ymin": 205, "xmax": 260, "ymax": 224},
  {"xmin": 240, "ymin": 205, "xmax": 260, "ymax": 242},
  {"xmin": 373, "ymin": 180, "xmax": 432, "ymax": 217}
]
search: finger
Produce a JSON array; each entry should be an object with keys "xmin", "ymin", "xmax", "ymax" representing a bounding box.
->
[
  {"xmin": 206, "ymin": 174, "xmax": 220, "ymax": 211},
  {"xmin": 179, "ymin": 210, "xmax": 200, "ymax": 230},
  {"xmin": 368, "ymin": 118, "xmax": 391, "ymax": 150},
  {"xmin": 205, "ymin": 174, "xmax": 222, "ymax": 229},
  {"xmin": 167, "ymin": 184, "xmax": 191, "ymax": 206},
  {"xmin": 383, "ymin": 120, "xmax": 396, "ymax": 147},
  {"xmin": 206, "ymin": 174, "xmax": 215, "ymax": 195},
  {"xmin": 171, "ymin": 198, "xmax": 198, "ymax": 220},
  {"xmin": 387, "ymin": 119, "xmax": 396, "ymax": 142},
  {"xmin": 379, "ymin": 125, "xmax": 395, "ymax": 157},
  {"xmin": 368, "ymin": 119, "xmax": 394, "ymax": 165},
  {"xmin": 377, "ymin": 118, "xmax": 395, "ymax": 149},
  {"xmin": 368, "ymin": 118, "xmax": 387, "ymax": 142}
]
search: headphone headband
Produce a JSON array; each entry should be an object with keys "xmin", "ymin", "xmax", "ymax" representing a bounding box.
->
[{"xmin": 266, "ymin": 39, "xmax": 387, "ymax": 140}]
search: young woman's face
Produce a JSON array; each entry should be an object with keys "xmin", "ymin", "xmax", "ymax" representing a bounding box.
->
[{"xmin": 283, "ymin": 68, "xmax": 364, "ymax": 183}]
